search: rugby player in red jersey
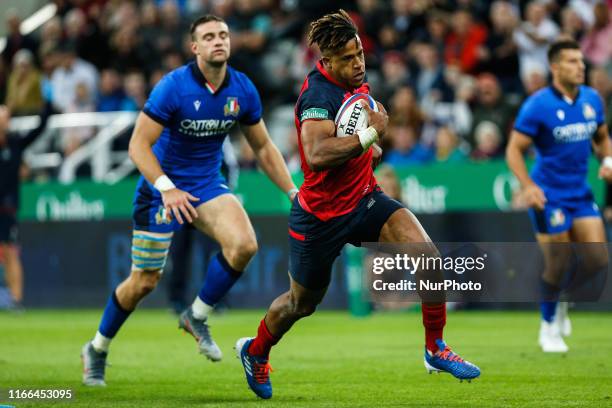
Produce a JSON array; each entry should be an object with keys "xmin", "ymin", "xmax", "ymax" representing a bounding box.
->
[{"xmin": 236, "ymin": 10, "xmax": 480, "ymax": 399}]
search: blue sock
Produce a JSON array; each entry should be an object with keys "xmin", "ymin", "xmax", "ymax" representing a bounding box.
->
[
  {"xmin": 198, "ymin": 253, "xmax": 241, "ymax": 306},
  {"xmin": 540, "ymin": 279, "xmax": 560, "ymax": 323},
  {"xmin": 98, "ymin": 291, "xmax": 132, "ymax": 338}
]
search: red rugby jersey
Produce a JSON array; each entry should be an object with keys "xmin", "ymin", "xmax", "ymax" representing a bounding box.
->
[{"xmin": 294, "ymin": 61, "xmax": 377, "ymax": 221}]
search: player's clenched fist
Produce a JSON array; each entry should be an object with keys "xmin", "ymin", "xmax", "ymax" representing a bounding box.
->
[
  {"xmin": 361, "ymin": 101, "xmax": 388, "ymax": 139},
  {"xmin": 523, "ymin": 183, "xmax": 547, "ymax": 211},
  {"xmin": 161, "ymin": 188, "xmax": 200, "ymax": 224}
]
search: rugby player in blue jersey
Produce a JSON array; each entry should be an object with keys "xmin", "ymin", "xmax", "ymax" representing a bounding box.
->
[
  {"xmin": 507, "ymin": 39, "xmax": 612, "ymax": 353},
  {"xmin": 81, "ymin": 15, "xmax": 297, "ymax": 386}
]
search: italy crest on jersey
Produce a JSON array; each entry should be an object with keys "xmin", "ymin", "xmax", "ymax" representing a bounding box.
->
[
  {"xmin": 224, "ymin": 97, "xmax": 240, "ymax": 117},
  {"xmin": 583, "ymin": 103, "xmax": 596, "ymax": 120}
]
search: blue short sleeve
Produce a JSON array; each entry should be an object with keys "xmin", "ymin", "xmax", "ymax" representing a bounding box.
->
[
  {"xmin": 239, "ymin": 77, "xmax": 263, "ymax": 126},
  {"xmin": 514, "ymin": 97, "xmax": 540, "ymax": 138},
  {"xmin": 143, "ymin": 74, "xmax": 180, "ymax": 126}
]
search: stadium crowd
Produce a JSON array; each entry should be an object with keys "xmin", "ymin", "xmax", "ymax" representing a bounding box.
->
[{"xmin": 0, "ymin": 0, "xmax": 611, "ymax": 170}]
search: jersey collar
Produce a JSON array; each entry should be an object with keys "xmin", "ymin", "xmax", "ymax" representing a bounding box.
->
[
  {"xmin": 550, "ymin": 85, "xmax": 581, "ymax": 105},
  {"xmin": 190, "ymin": 61, "xmax": 231, "ymax": 94}
]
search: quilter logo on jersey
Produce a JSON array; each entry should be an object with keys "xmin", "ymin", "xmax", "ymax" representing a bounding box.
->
[
  {"xmin": 552, "ymin": 121, "xmax": 597, "ymax": 143},
  {"xmin": 179, "ymin": 119, "xmax": 236, "ymax": 137}
]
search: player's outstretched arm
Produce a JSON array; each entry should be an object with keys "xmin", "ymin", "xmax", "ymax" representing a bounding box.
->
[
  {"xmin": 506, "ymin": 130, "xmax": 547, "ymax": 210},
  {"xmin": 129, "ymin": 112, "xmax": 199, "ymax": 224},
  {"xmin": 592, "ymin": 124, "xmax": 612, "ymax": 181},
  {"xmin": 241, "ymin": 120, "xmax": 298, "ymax": 199},
  {"xmin": 301, "ymin": 102, "xmax": 388, "ymax": 171}
]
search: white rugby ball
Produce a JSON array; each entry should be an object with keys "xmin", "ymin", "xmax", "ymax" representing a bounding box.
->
[{"xmin": 334, "ymin": 93, "xmax": 378, "ymax": 138}]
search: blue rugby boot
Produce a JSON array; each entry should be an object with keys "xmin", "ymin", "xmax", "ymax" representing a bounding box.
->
[
  {"xmin": 235, "ymin": 337, "xmax": 273, "ymax": 399},
  {"xmin": 424, "ymin": 339, "xmax": 480, "ymax": 382}
]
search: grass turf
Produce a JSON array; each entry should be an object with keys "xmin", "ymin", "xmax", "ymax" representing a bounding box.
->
[{"xmin": 0, "ymin": 309, "xmax": 611, "ymax": 407}]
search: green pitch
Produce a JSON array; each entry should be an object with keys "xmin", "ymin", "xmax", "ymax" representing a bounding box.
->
[{"xmin": 1, "ymin": 309, "xmax": 611, "ymax": 407}]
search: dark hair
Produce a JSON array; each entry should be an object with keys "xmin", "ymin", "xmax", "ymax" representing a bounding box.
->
[
  {"xmin": 308, "ymin": 9, "xmax": 358, "ymax": 55},
  {"xmin": 547, "ymin": 39, "xmax": 580, "ymax": 63},
  {"xmin": 190, "ymin": 14, "xmax": 226, "ymax": 39}
]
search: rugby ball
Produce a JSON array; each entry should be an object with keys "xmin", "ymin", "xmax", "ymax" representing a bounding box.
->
[{"xmin": 335, "ymin": 93, "xmax": 378, "ymax": 138}]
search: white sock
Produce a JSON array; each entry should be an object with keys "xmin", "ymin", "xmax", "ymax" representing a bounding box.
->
[
  {"xmin": 192, "ymin": 296, "xmax": 214, "ymax": 320},
  {"xmin": 92, "ymin": 331, "xmax": 111, "ymax": 353}
]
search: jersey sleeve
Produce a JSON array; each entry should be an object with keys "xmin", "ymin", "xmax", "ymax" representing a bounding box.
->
[
  {"xmin": 297, "ymin": 86, "xmax": 336, "ymax": 124},
  {"xmin": 513, "ymin": 97, "xmax": 540, "ymax": 138},
  {"xmin": 143, "ymin": 74, "xmax": 180, "ymax": 126},
  {"xmin": 593, "ymin": 90, "xmax": 606, "ymax": 127},
  {"xmin": 239, "ymin": 77, "xmax": 263, "ymax": 126}
]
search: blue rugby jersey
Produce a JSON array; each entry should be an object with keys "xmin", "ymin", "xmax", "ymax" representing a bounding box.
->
[
  {"xmin": 514, "ymin": 85, "xmax": 605, "ymax": 200},
  {"xmin": 141, "ymin": 61, "xmax": 262, "ymax": 186}
]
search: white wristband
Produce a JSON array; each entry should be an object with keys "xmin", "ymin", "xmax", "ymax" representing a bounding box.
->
[
  {"xmin": 287, "ymin": 188, "xmax": 299, "ymax": 199},
  {"xmin": 154, "ymin": 175, "xmax": 176, "ymax": 192},
  {"xmin": 603, "ymin": 156, "xmax": 612, "ymax": 170},
  {"xmin": 357, "ymin": 126, "xmax": 378, "ymax": 151}
]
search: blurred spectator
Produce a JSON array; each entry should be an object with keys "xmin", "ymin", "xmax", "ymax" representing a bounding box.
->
[
  {"xmin": 123, "ymin": 72, "xmax": 148, "ymax": 110},
  {"xmin": 513, "ymin": 1, "xmax": 560, "ymax": 80},
  {"xmin": 2, "ymin": 10, "xmax": 38, "ymax": 67},
  {"xmin": 569, "ymin": 0, "xmax": 601, "ymax": 27},
  {"xmin": 155, "ymin": 1, "xmax": 188, "ymax": 57},
  {"xmin": 64, "ymin": 7, "xmax": 111, "ymax": 69},
  {"xmin": 477, "ymin": 1, "xmax": 520, "ymax": 92},
  {"xmin": 471, "ymin": 121, "xmax": 503, "ymax": 160},
  {"xmin": 50, "ymin": 43, "xmax": 99, "ymax": 113},
  {"xmin": 61, "ymin": 82, "xmax": 96, "ymax": 156},
  {"xmin": 228, "ymin": 0, "xmax": 273, "ymax": 94},
  {"xmin": 383, "ymin": 122, "xmax": 434, "ymax": 167},
  {"xmin": 5, "ymin": 50, "xmax": 43, "ymax": 116},
  {"xmin": 580, "ymin": 2, "xmax": 612, "ymax": 67},
  {"xmin": 110, "ymin": 26, "xmax": 148, "ymax": 74},
  {"xmin": 149, "ymin": 69, "xmax": 166, "ymax": 89},
  {"xmin": 376, "ymin": 164, "xmax": 403, "ymax": 201},
  {"xmin": 388, "ymin": 86, "xmax": 425, "ymax": 133},
  {"xmin": 412, "ymin": 42, "xmax": 453, "ymax": 104},
  {"xmin": 377, "ymin": 51, "xmax": 409, "ymax": 105},
  {"xmin": 444, "ymin": 8, "xmax": 488, "ymax": 74},
  {"xmin": 39, "ymin": 17, "xmax": 63, "ymax": 57},
  {"xmin": 418, "ymin": 11, "xmax": 449, "ymax": 57},
  {"xmin": 589, "ymin": 67, "xmax": 612, "ymax": 126},
  {"xmin": 356, "ymin": 0, "xmax": 387, "ymax": 44},
  {"xmin": 435, "ymin": 126, "xmax": 468, "ymax": 163},
  {"xmin": 522, "ymin": 64, "xmax": 548, "ymax": 95},
  {"xmin": 38, "ymin": 45, "xmax": 61, "ymax": 104},
  {"xmin": 470, "ymin": 73, "xmax": 516, "ymax": 148},
  {"xmin": 378, "ymin": 24, "xmax": 403, "ymax": 52},
  {"xmin": 163, "ymin": 51, "xmax": 186, "ymax": 72},
  {"xmin": 97, "ymin": 69, "xmax": 132, "ymax": 112},
  {"xmin": 389, "ymin": 0, "xmax": 427, "ymax": 49},
  {"xmin": 425, "ymin": 73, "xmax": 474, "ymax": 138},
  {"xmin": 560, "ymin": 6, "xmax": 586, "ymax": 41}
]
